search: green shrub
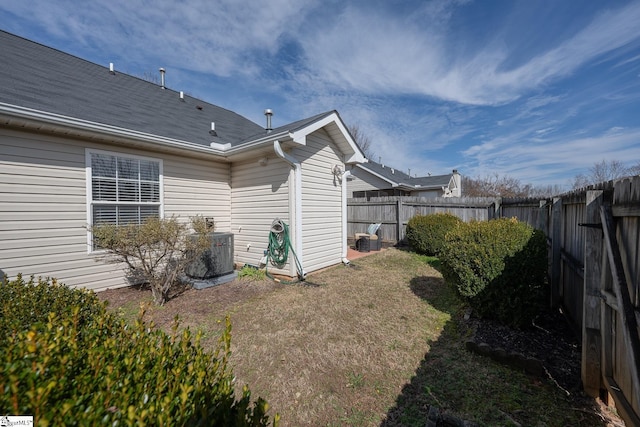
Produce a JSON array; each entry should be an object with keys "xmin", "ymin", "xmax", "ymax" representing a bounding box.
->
[
  {"xmin": 0, "ymin": 274, "xmax": 104, "ymax": 342},
  {"xmin": 92, "ymin": 216, "xmax": 211, "ymax": 305},
  {"xmin": 406, "ymin": 213, "xmax": 462, "ymax": 255},
  {"xmin": 0, "ymin": 276, "xmax": 278, "ymax": 426},
  {"xmin": 439, "ymin": 218, "xmax": 548, "ymax": 327}
]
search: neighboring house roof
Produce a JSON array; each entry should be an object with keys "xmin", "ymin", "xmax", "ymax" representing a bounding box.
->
[
  {"xmin": 355, "ymin": 160, "xmax": 454, "ymax": 191},
  {"xmin": 0, "ymin": 30, "xmax": 365, "ymax": 163}
]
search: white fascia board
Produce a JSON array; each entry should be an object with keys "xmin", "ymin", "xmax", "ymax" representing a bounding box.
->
[
  {"xmin": 1, "ymin": 103, "xmax": 227, "ymax": 156},
  {"xmin": 288, "ymin": 113, "xmax": 341, "ymax": 145},
  {"xmin": 395, "ymin": 183, "xmax": 416, "ymax": 191},
  {"xmin": 288, "ymin": 112, "xmax": 366, "ymax": 163}
]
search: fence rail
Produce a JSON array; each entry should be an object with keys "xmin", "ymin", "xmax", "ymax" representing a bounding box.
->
[{"xmin": 347, "ymin": 177, "xmax": 640, "ymax": 425}]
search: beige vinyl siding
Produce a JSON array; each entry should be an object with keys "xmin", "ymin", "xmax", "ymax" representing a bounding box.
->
[
  {"xmin": 293, "ymin": 129, "xmax": 344, "ymax": 273},
  {"xmin": 0, "ymin": 128, "xmax": 231, "ymax": 291},
  {"xmin": 163, "ymin": 158, "xmax": 231, "ymax": 231},
  {"xmin": 412, "ymin": 189, "xmax": 441, "ymax": 198},
  {"xmin": 348, "ymin": 167, "xmax": 392, "ymax": 195},
  {"xmin": 230, "ymin": 156, "xmax": 291, "ymax": 273}
]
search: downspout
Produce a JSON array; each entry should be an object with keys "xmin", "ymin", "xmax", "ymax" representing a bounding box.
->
[
  {"xmin": 341, "ymin": 169, "xmax": 351, "ymax": 264},
  {"xmin": 273, "ymin": 140, "xmax": 306, "ymax": 278}
]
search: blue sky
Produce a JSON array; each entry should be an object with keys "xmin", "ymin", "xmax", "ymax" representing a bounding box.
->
[{"xmin": 2, "ymin": 0, "xmax": 640, "ymax": 189}]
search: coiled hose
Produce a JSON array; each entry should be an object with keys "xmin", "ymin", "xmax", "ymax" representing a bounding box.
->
[{"xmin": 265, "ymin": 218, "xmax": 305, "ymax": 283}]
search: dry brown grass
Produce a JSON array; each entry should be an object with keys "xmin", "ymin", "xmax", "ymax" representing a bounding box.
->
[
  {"xmin": 100, "ymin": 248, "xmax": 609, "ymax": 426},
  {"xmin": 225, "ymin": 250, "xmax": 448, "ymax": 426}
]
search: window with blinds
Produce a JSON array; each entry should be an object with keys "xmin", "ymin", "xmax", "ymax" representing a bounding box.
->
[{"xmin": 88, "ymin": 150, "xmax": 162, "ymax": 231}]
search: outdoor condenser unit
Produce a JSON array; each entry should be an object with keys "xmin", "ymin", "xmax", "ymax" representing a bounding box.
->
[{"xmin": 185, "ymin": 232, "xmax": 234, "ymax": 280}]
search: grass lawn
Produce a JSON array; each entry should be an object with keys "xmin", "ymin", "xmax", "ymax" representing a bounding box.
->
[{"xmin": 100, "ymin": 248, "xmax": 608, "ymax": 426}]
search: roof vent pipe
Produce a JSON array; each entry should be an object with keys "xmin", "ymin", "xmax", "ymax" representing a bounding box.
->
[
  {"xmin": 209, "ymin": 122, "xmax": 217, "ymax": 137},
  {"xmin": 109, "ymin": 63, "xmax": 115, "ymax": 74},
  {"xmin": 180, "ymin": 91, "xmax": 184, "ymax": 101},
  {"xmin": 159, "ymin": 68, "xmax": 166, "ymax": 89},
  {"xmin": 264, "ymin": 109, "xmax": 273, "ymax": 133}
]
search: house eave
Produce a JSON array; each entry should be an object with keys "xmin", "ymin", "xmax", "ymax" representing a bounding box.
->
[
  {"xmin": 0, "ymin": 102, "xmax": 229, "ymax": 159},
  {"xmin": 288, "ymin": 111, "xmax": 365, "ymax": 164},
  {"xmin": 0, "ymin": 103, "xmax": 366, "ymax": 165}
]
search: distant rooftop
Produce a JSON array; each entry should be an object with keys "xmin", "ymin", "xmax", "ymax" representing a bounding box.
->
[{"xmin": 358, "ymin": 160, "xmax": 457, "ymax": 190}]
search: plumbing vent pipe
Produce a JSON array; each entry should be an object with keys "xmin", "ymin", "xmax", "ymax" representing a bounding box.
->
[
  {"xmin": 264, "ymin": 109, "xmax": 273, "ymax": 132},
  {"xmin": 180, "ymin": 91, "xmax": 184, "ymax": 101},
  {"xmin": 109, "ymin": 63, "xmax": 115, "ymax": 74},
  {"xmin": 159, "ymin": 68, "xmax": 166, "ymax": 89}
]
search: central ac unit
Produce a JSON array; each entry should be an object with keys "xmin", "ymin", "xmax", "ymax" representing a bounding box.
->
[{"xmin": 185, "ymin": 232, "xmax": 234, "ymax": 280}]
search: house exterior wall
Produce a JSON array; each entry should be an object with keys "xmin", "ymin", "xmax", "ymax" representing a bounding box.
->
[
  {"xmin": 293, "ymin": 129, "xmax": 344, "ymax": 273},
  {"xmin": 412, "ymin": 189, "xmax": 442, "ymax": 198},
  {"xmin": 230, "ymin": 155, "xmax": 291, "ymax": 273},
  {"xmin": 0, "ymin": 128, "xmax": 231, "ymax": 291}
]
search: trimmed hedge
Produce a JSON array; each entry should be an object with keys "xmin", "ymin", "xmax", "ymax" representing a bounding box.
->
[
  {"xmin": 405, "ymin": 213, "xmax": 462, "ymax": 256},
  {"xmin": 439, "ymin": 218, "xmax": 548, "ymax": 327},
  {"xmin": 0, "ymin": 275, "xmax": 277, "ymax": 426}
]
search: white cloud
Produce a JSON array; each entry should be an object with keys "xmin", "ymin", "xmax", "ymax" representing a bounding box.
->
[
  {"xmin": 294, "ymin": 1, "xmax": 640, "ymax": 105},
  {"xmin": 1, "ymin": 0, "xmax": 318, "ymax": 76},
  {"xmin": 461, "ymin": 126, "xmax": 640, "ymax": 185}
]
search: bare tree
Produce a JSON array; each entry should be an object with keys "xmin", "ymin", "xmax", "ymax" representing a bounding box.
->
[
  {"xmin": 463, "ymin": 174, "xmax": 529, "ymax": 197},
  {"xmin": 463, "ymin": 174, "xmax": 562, "ymax": 198},
  {"xmin": 573, "ymin": 159, "xmax": 639, "ymax": 189},
  {"xmin": 348, "ymin": 124, "xmax": 374, "ymax": 159},
  {"xmin": 628, "ymin": 161, "xmax": 640, "ymax": 176}
]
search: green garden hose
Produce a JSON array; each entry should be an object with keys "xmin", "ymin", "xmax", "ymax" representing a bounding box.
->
[{"xmin": 265, "ymin": 218, "xmax": 305, "ymax": 283}]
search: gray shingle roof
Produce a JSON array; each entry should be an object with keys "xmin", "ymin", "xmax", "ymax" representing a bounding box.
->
[
  {"xmin": 359, "ymin": 160, "xmax": 453, "ymax": 189},
  {"xmin": 0, "ymin": 30, "xmax": 275, "ymax": 147}
]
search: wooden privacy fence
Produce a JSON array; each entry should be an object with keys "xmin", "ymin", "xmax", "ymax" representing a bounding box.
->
[
  {"xmin": 348, "ymin": 179, "xmax": 640, "ymax": 425},
  {"xmin": 347, "ymin": 196, "xmax": 499, "ymax": 243},
  {"xmin": 502, "ymin": 179, "xmax": 640, "ymax": 426}
]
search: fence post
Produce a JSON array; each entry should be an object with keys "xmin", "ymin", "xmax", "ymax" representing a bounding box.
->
[
  {"xmin": 582, "ymin": 190, "xmax": 604, "ymax": 398},
  {"xmin": 396, "ymin": 198, "xmax": 403, "ymax": 243},
  {"xmin": 550, "ymin": 197, "xmax": 562, "ymax": 308}
]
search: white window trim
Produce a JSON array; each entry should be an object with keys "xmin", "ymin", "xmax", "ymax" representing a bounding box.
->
[{"xmin": 85, "ymin": 148, "xmax": 164, "ymax": 253}]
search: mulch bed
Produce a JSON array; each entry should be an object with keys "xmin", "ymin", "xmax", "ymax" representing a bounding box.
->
[{"xmin": 469, "ymin": 307, "xmax": 581, "ymax": 392}]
